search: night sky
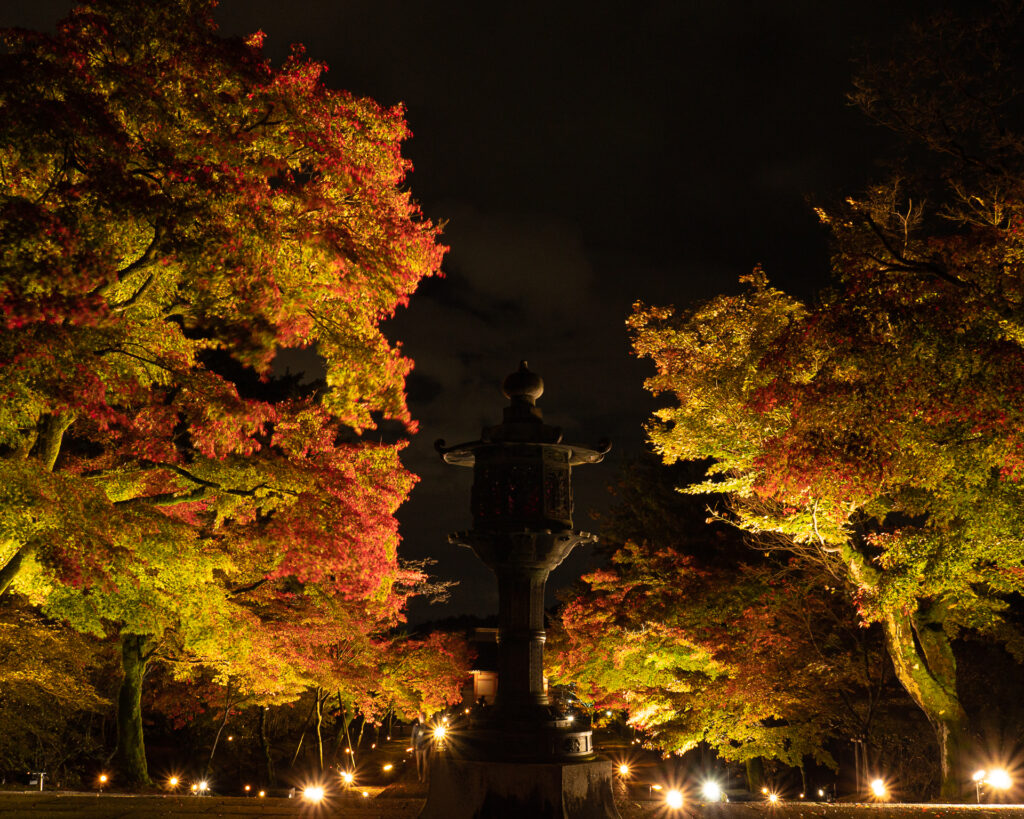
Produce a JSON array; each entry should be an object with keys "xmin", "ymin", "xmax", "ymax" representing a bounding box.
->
[{"xmin": 3, "ymin": 0, "xmax": 945, "ymax": 621}]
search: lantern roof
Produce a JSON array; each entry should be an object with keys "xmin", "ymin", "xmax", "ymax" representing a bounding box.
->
[{"xmin": 435, "ymin": 361, "xmax": 610, "ymax": 467}]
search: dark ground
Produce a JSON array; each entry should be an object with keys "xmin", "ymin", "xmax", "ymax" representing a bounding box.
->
[
  {"xmin": 1, "ymin": 790, "xmax": 1024, "ymax": 818},
  {"xmin": 2, "ymin": 729, "xmax": 1019, "ymax": 818}
]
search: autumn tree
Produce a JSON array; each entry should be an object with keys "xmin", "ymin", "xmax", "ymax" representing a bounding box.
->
[
  {"xmin": 549, "ymin": 459, "xmax": 903, "ymax": 784},
  {"xmin": 628, "ymin": 7, "xmax": 1024, "ymax": 798},
  {"xmin": 0, "ymin": 0, "xmax": 443, "ymax": 786}
]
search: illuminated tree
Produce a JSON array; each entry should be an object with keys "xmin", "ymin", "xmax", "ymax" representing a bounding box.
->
[
  {"xmin": 0, "ymin": 0, "xmax": 443, "ymax": 785},
  {"xmin": 629, "ymin": 7, "xmax": 1024, "ymax": 797},
  {"xmin": 550, "ymin": 460, "xmax": 898, "ymax": 776}
]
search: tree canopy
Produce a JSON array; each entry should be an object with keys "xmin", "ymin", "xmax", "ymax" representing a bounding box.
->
[
  {"xmin": 549, "ymin": 460, "xmax": 903, "ymax": 776},
  {"xmin": 0, "ymin": 0, "xmax": 448, "ymax": 784},
  {"xmin": 627, "ymin": 4, "xmax": 1024, "ymax": 799}
]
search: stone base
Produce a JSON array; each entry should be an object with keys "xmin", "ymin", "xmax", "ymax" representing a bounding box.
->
[{"xmin": 418, "ymin": 756, "xmax": 620, "ymax": 819}]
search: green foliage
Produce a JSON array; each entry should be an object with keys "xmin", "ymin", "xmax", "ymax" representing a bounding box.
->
[
  {"xmin": 627, "ymin": 4, "xmax": 1024, "ymax": 796},
  {"xmin": 0, "ymin": 0, "xmax": 445, "ymax": 784},
  {"xmin": 0, "ymin": 603, "xmax": 109, "ymax": 780},
  {"xmin": 551, "ymin": 499, "xmax": 886, "ymax": 769}
]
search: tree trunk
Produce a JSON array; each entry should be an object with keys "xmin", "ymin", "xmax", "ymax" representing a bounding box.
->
[
  {"xmin": 882, "ymin": 609, "xmax": 968, "ymax": 800},
  {"xmin": 339, "ymin": 698, "xmax": 355, "ymax": 763},
  {"xmin": 355, "ymin": 714, "xmax": 367, "ymax": 752},
  {"xmin": 745, "ymin": 757, "xmax": 764, "ymax": 793},
  {"xmin": 289, "ymin": 695, "xmax": 318, "ymax": 769},
  {"xmin": 114, "ymin": 634, "xmax": 154, "ymax": 787},
  {"xmin": 314, "ymin": 687, "xmax": 325, "ymax": 772},
  {"xmin": 204, "ymin": 681, "xmax": 233, "ymax": 780},
  {"xmin": 258, "ymin": 706, "xmax": 276, "ymax": 785},
  {"xmin": 2, "ymin": 414, "xmax": 73, "ymax": 597},
  {"xmin": 0, "ymin": 543, "xmax": 35, "ymax": 597}
]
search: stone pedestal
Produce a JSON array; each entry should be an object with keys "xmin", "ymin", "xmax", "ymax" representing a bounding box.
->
[
  {"xmin": 418, "ymin": 757, "xmax": 620, "ymax": 819},
  {"xmin": 428, "ymin": 364, "xmax": 617, "ymax": 818}
]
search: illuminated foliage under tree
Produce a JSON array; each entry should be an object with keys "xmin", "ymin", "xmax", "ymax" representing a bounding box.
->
[
  {"xmin": 550, "ymin": 459, "xmax": 905, "ymax": 779},
  {"xmin": 0, "ymin": 603, "xmax": 109, "ymax": 783},
  {"xmin": 628, "ymin": 6, "xmax": 1024, "ymax": 799},
  {"xmin": 0, "ymin": 0, "xmax": 445, "ymax": 786}
]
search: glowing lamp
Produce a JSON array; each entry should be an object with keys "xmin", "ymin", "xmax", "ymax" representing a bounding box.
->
[
  {"xmin": 870, "ymin": 779, "xmax": 887, "ymax": 798},
  {"xmin": 303, "ymin": 786, "xmax": 325, "ymax": 803},
  {"xmin": 701, "ymin": 780, "xmax": 722, "ymax": 802},
  {"xmin": 989, "ymin": 769, "xmax": 1013, "ymax": 790},
  {"xmin": 666, "ymin": 789, "xmax": 684, "ymax": 809}
]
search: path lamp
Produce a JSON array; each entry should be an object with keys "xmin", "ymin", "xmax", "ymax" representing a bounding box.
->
[
  {"xmin": 303, "ymin": 785, "xmax": 325, "ymax": 804},
  {"xmin": 974, "ymin": 767, "xmax": 1013, "ymax": 802}
]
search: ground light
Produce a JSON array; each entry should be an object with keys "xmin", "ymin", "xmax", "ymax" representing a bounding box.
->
[
  {"xmin": 666, "ymin": 789, "xmax": 684, "ymax": 810},
  {"xmin": 974, "ymin": 769, "xmax": 987, "ymax": 803},
  {"xmin": 303, "ymin": 785, "xmax": 325, "ymax": 804},
  {"xmin": 198, "ymin": 780, "xmax": 209, "ymax": 794},
  {"xmin": 432, "ymin": 724, "xmax": 447, "ymax": 741},
  {"xmin": 340, "ymin": 770, "xmax": 355, "ymax": 786},
  {"xmin": 870, "ymin": 778, "xmax": 888, "ymax": 799},
  {"xmin": 989, "ymin": 769, "xmax": 1013, "ymax": 790},
  {"xmin": 258, "ymin": 790, "xmax": 266, "ymax": 798},
  {"xmin": 618, "ymin": 764, "xmax": 630, "ymax": 776},
  {"xmin": 701, "ymin": 780, "xmax": 722, "ymax": 802},
  {"xmin": 974, "ymin": 767, "xmax": 1014, "ymax": 801},
  {"xmin": 767, "ymin": 792, "xmax": 780, "ymax": 805},
  {"xmin": 167, "ymin": 776, "xmax": 179, "ymax": 790}
]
